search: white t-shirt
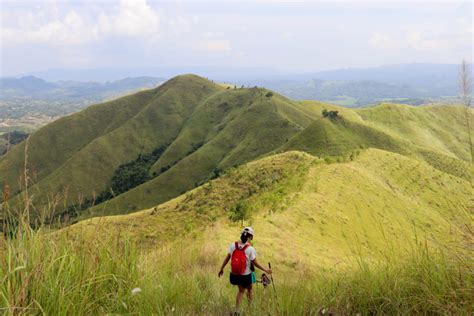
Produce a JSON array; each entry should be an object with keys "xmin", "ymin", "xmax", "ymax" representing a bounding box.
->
[{"xmin": 228, "ymin": 241, "xmax": 257, "ymax": 275}]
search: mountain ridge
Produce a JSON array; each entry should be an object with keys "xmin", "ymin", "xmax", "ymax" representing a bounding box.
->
[
  {"xmin": 0, "ymin": 74, "xmax": 471, "ymax": 222},
  {"xmin": 65, "ymin": 148, "xmax": 471, "ymax": 266}
]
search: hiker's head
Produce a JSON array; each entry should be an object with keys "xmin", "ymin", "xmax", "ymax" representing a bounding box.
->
[{"xmin": 240, "ymin": 227, "xmax": 254, "ymax": 243}]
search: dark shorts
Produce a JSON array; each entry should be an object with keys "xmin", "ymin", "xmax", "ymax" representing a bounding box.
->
[{"xmin": 229, "ymin": 273, "xmax": 252, "ymax": 289}]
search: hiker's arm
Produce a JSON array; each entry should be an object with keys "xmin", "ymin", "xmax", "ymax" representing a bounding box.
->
[
  {"xmin": 252, "ymin": 259, "xmax": 272, "ymax": 274},
  {"xmin": 218, "ymin": 254, "xmax": 231, "ymax": 277}
]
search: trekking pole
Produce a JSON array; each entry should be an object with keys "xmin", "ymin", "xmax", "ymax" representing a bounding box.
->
[{"xmin": 268, "ymin": 262, "xmax": 278, "ymax": 299}]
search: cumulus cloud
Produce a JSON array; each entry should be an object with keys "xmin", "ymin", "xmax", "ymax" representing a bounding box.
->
[
  {"xmin": 1, "ymin": 0, "xmax": 161, "ymax": 45},
  {"xmin": 405, "ymin": 31, "xmax": 448, "ymax": 50},
  {"xmin": 1, "ymin": 0, "xmax": 471, "ymax": 76},
  {"xmin": 98, "ymin": 0, "xmax": 160, "ymax": 38},
  {"xmin": 2, "ymin": 9, "xmax": 98, "ymax": 44}
]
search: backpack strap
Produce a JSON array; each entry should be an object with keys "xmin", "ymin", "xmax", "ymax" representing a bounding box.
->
[{"xmin": 234, "ymin": 242, "xmax": 250, "ymax": 251}]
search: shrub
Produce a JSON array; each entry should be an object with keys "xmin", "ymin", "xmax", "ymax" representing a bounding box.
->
[
  {"xmin": 210, "ymin": 168, "xmax": 222, "ymax": 180},
  {"xmin": 322, "ymin": 109, "xmax": 339, "ymax": 119},
  {"xmin": 228, "ymin": 200, "xmax": 250, "ymax": 226}
]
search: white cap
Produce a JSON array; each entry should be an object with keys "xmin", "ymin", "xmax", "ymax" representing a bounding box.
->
[{"xmin": 241, "ymin": 227, "xmax": 255, "ymax": 236}]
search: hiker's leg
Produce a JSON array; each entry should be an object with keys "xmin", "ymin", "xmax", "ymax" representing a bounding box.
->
[
  {"xmin": 236, "ymin": 285, "xmax": 245, "ymax": 309},
  {"xmin": 246, "ymin": 285, "xmax": 253, "ymax": 303}
]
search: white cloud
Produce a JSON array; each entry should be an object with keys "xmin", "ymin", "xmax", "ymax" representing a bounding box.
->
[
  {"xmin": 164, "ymin": 14, "xmax": 193, "ymax": 36},
  {"xmin": 1, "ymin": 0, "xmax": 471, "ymax": 76},
  {"xmin": 1, "ymin": 0, "xmax": 161, "ymax": 45},
  {"xmin": 405, "ymin": 31, "xmax": 448, "ymax": 51},
  {"xmin": 98, "ymin": 0, "xmax": 160, "ymax": 38},
  {"xmin": 2, "ymin": 8, "xmax": 99, "ymax": 45}
]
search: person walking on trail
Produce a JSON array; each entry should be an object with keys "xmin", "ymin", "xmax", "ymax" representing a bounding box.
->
[{"xmin": 218, "ymin": 227, "xmax": 272, "ymax": 313}]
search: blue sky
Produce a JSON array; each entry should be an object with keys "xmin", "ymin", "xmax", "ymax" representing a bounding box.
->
[{"xmin": 0, "ymin": 0, "xmax": 472, "ymax": 76}]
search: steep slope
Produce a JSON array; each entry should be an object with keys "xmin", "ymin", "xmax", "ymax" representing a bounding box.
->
[
  {"xmin": 356, "ymin": 103, "xmax": 472, "ymax": 161},
  {"xmin": 0, "ymin": 75, "xmax": 223, "ymax": 222},
  {"xmin": 86, "ymin": 91, "xmax": 315, "ymax": 215},
  {"xmin": 66, "ymin": 149, "xmax": 472, "ymax": 267},
  {"xmin": 1, "ymin": 74, "xmax": 471, "ymax": 221},
  {"xmin": 280, "ymin": 102, "xmax": 472, "ymax": 180},
  {"xmin": 280, "ymin": 117, "xmax": 406, "ymax": 157},
  {"xmin": 23, "ymin": 75, "xmax": 219, "ymax": 203},
  {"xmin": 0, "ymin": 89, "xmax": 155, "ymax": 195},
  {"xmin": 1, "ymin": 76, "xmax": 318, "ymax": 219},
  {"xmin": 86, "ymin": 100, "xmax": 472, "ymax": 217}
]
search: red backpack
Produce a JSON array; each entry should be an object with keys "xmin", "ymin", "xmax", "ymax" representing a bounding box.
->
[{"xmin": 231, "ymin": 242, "xmax": 249, "ymax": 275}]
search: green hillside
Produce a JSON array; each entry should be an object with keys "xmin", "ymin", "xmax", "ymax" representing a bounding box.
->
[
  {"xmin": 1, "ymin": 112, "xmax": 472, "ymax": 314},
  {"xmin": 20, "ymin": 148, "xmax": 467, "ymax": 314},
  {"xmin": 280, "ymin": 103, "xmax": 472, "ymax": 180},
  {"xmin": 0, "ymin": 75, "xmax": 221, "ymax": 214},
  {"xmin": 68, "ymin": 149, "xmax": 471, "ymax": 260},
  {"xmin": 0, "ymin": 74, "xmax": 471, "ymax": 222},
  {"xmin": 86, "ymin": 91, "xmax": 315, "ymax": 216},
  {"xmin": 87, "ymin": 101, "xmax": 471, "ymax": 217},
  {"xmin": 357, "ymin": 103, "xmax": 471, "ymax": 160},
  {"xmin": 280, "ymin": 117, "xmax": 406, "ymax": 157}
]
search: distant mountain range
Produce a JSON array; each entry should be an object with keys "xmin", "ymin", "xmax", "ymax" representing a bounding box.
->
[
  {"xmin": 244, "ymin": 63, "xmax": 460, "ymax": 106},
  {"xmin": 253, "ymin": 79, "xmax": 431, "ymax": 106},
  {"xmin": 0, "ymin": 75, "xmax": 165, "ymax": 133},
  {"xmin": 0, "ymin": 75, "xmax": 164, "ymax": 100},
  {"xmin": 0, "ymin": 76, "xmax": 164, "ymax": 120},
  {"xmin": 17, "ymin": 63, "xmax": 459, "ymax": 85},
  {"xmin": 2, "ymin": 64, "xmax": 461, "ymax": 115}
]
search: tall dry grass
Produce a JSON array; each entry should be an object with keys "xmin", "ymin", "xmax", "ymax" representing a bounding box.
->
[{"xmin": 1, "ymin": 215, "xmax": 472, "ymax": 315}]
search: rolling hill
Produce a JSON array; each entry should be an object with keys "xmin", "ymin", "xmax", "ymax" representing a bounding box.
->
[
  {"xmin": 3, "ymin": 148, "xmax": 471, "ymax": 314},
  {"xmin": 67, "ymin": 148, "xmax": 471, "ymax": 258},
  {"xmin": 0, "ymin": 74, "xmax": 471, "ymax": 223},
  {"xmin": 51, "ymin": 148, "xmax": 471, "ymax": 313}
]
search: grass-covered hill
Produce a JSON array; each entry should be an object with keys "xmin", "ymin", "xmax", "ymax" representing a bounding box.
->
[
  {"xmin": 0, "ymin": 74, "xmax": 471, "ymax": 222},
  {"xmin": 281, "ymin": 103, "xmax": 472, "ymax": 180},
  {"xmin": 14, "ymin": 148, "xmax": 468, "ymax": 314},
  {"xmin": 67, "ymin": 149, "xmax": 471, "ymax": 259},
  {"xmin": 1, "ymin": 73, "xmax": 472, "ymax": 314}
]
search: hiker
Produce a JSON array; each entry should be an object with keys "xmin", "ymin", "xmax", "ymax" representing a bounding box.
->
[{"xmin": 218, "ymin": 227, "xmax": 272, "ymax": 312}]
